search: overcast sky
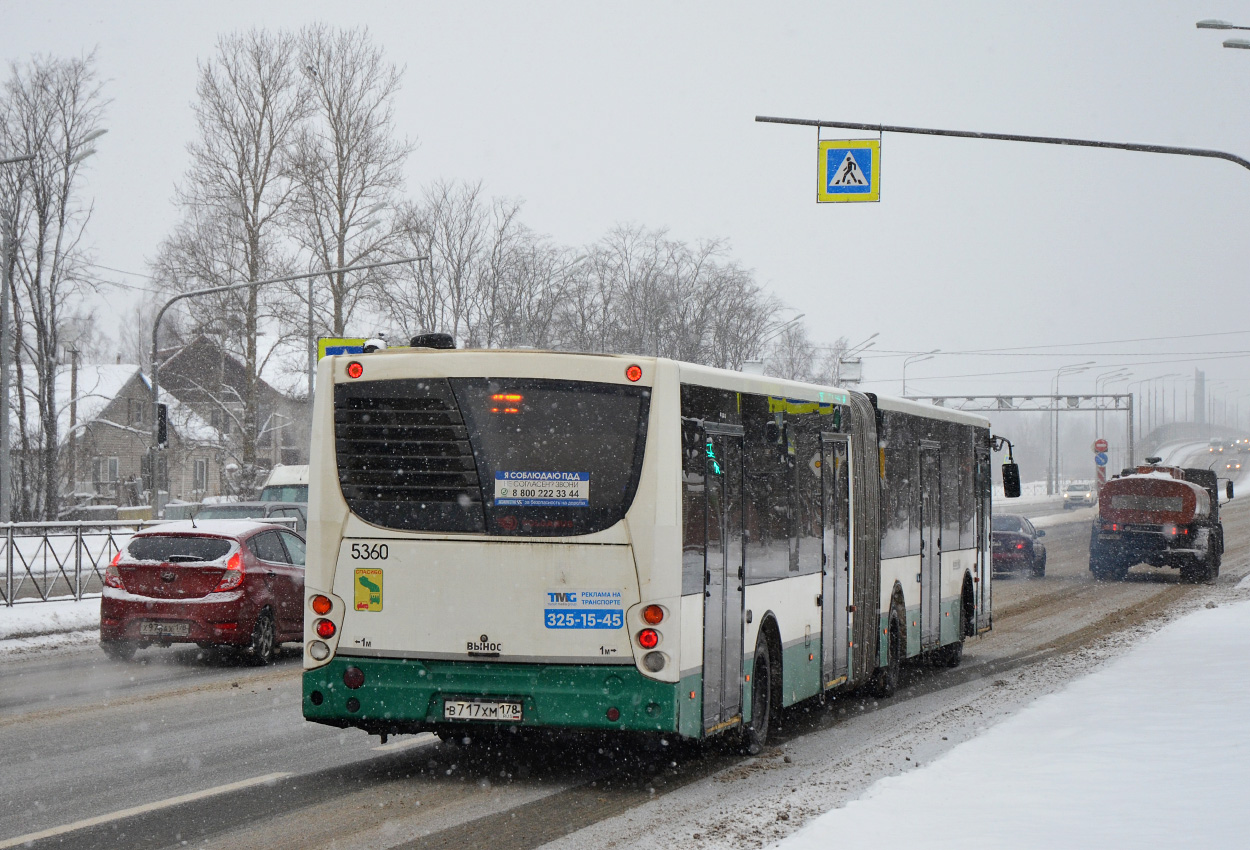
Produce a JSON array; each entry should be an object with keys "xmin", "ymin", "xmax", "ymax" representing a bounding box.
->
[{"xmin": 5, "ymin": 0, "xmax": 1250, "ymax": 410}]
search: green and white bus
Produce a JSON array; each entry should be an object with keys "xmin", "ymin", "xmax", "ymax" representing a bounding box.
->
[{"xmin": 302, "ymin": 346, "xmax": 999, "ymax": 749}]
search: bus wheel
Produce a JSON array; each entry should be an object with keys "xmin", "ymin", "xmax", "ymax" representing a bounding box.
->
[
  {"xmin": 742, "ymin": 638, "xmax": 774, "ymax": 755},
  {"xmin": 872, "ymin": 609, "xmax": 903, "ymax": 698}
]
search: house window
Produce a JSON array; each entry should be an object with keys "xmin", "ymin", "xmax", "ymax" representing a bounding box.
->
[
  {"xmin": 194, "ymin": 459, "xmax": 207, "ymax": 492},
  {"xmin": 131, "ymin": 399, "xmax": 144, "ymax": 425}
]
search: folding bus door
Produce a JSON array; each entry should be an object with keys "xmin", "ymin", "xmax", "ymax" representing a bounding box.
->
[
  {"xmin": 975, "ymin": 445, "xmax": 993, "ymax": 632},
  {"xmin": 820, "ymin": 434, "xmax": 852, "ymax": 689},
  {"xmin": 702, "ymin": 426, "xmax": 745, "ymax": 734},
  {"xmin": 919, "ymin": 443, "xmax": 942, "ymax": 651}
]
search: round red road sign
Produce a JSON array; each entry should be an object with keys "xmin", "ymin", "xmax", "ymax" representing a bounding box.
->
[{"xmin": 1093, "ymin": 438, "xmax": 1109, "ymax": 453}]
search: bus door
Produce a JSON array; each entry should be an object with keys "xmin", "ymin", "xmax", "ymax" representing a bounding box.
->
[
  {"xmin": 702, "ymin": 426, "xmax": 745, "ymax": 734},
  {"xmin": 919, "ymin": 443, "xmax": 942, "ymax": 651},
  {"xmin": 820, "ymin": 434, "xmax": 852, "ymax": 688},
  {"xmin": 975, "ymin": 445, "xmax": 993, "ymax": 632}
]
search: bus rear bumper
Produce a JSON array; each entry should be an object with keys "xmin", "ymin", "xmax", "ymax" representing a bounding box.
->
[{"xmin": 303, "ymin": 656, "xmax": 697, "ymax": 737}]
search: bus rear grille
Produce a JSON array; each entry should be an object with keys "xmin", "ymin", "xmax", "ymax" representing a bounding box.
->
[{"xmin": 333, "ymin": 384, "xmax": 485, "ymax": 522}]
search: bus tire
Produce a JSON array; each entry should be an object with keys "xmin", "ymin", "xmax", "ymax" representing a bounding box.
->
[
  {"xmin": 247, "ymin": 609, "xmax": 277, "ymax": 666},
  {"xmin": 742, "ymin": 637, "xmax": 775, "ymax": 755},
  {"xmin": 872, "ymin": 607, "xmax": 904, "ymax": 698}
]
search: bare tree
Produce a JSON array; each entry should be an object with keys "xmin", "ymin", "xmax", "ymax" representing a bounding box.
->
[
  {"xmin": 290, "ymin": 25, "xmax": 411, "ymax": 338},
  {"xmin": 386, "ymin": 180, "xmax": 486, "ymax": 343},
  {"xmin": 1, "ymin": 52, "xmax": 107, "ymax": 519},
  {"xmin": 158, "ymin": 29, "xmax": 309, "ymax": 496}
]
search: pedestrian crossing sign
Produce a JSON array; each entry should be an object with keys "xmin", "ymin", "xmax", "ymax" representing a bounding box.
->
[{"xmin": 818, "ymin": 140, "xmax": 880, "ymax": 203}]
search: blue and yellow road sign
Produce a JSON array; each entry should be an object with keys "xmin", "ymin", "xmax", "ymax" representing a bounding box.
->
[
  {"xmin": 817, "ymin": 140, "xmax": 880, "ymax": 203},
  {"xmin": 318, "ymin": 337, "xmax": 367, "ymax": 359}
]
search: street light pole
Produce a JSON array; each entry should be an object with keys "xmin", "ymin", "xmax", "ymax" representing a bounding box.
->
[
  {"xmin": 1050, "ymin": 362, "xmax": 1094, "ymax": 494},
  {"xmin": 901, "ymin": 349, "xmax": 938, "ymax": 397},
  {"xmin": 834, "ymin": 331, "xmax": 877, "ymax": 385},
  {"xmin": 148, "ymin": 256, "xmax": 423, "ymax": 511}
]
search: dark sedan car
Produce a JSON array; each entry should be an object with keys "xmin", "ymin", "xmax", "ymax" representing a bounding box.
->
[
  {"xmin": 100, "ymin": 520, "xmax": 305, "ymax": 664},
  {"xmin": 992, "ymin": 514, "xmax": 1047, "ymax": 578},
  {"xmin": 194, "ymin": 501, "xmax": 307, "ymax": 535}
]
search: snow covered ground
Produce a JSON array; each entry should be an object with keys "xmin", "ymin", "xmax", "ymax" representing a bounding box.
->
[
  {"xmin": 0, "ymin": 596, "xmax": 100, "ymax": 654},
  {"xmin": 773, "ymin": 574, "xmax": 1250, "ymax": 850}
]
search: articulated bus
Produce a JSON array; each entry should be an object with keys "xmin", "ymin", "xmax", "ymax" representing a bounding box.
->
[{"xmin": 302, "ymin": 346, "xmax": 1001, "ymax": 749}]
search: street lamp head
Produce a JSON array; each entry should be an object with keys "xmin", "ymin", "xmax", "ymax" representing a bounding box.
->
[
  {"xmin": 1223, "ymin": 38, "xmax": 1250, "ymax": 48},
  {"xmin": 1198, "ymin": 18, "xmax": 1235, "ymax": 29}
]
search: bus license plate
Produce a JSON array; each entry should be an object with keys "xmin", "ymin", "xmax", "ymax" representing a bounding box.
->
[
  {"xmin": 444, "ymin": 699, "xmax": 522, "ymax": 722},
  {"xmin": 140, "ymin": 621, "xmax": 189, "ymax": 637}
]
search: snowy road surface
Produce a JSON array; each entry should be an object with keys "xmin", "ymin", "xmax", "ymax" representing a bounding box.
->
[{"xmin": 1, "ymin": 440, "xmax": 1246, "ymax": 848}]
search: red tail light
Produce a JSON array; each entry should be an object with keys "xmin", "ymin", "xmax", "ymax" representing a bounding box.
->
[
  {"xmin": 1015, "ymin": 541, "xmax": 1025, "ymax": 550},
  {"xmin": 637, "ymin": 628, "xmax": 660, "ymax": 649},
  {"xmin": 213, "ymin": 552, "xmax": 244, "ymax": 593},
  {"xmin": 104, "ymin": 563, "xmax": 125, "ymax": 590},
  {"xmin": 315, "ymin": 618, "xmax": 336, "ymax": 639}
]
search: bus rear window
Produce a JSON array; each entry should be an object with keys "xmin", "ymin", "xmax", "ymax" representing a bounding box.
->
[
  {"xmin": 455, "ymin": 378, "xmax": 650, "ymax": 536},
  {"xmin": 334, "ymin": 377, "xmax": 649, "ymax": 536}
]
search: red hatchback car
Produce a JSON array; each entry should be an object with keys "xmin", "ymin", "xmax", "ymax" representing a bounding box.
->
[{"xmin": 100, "ymin": 520, "xmax": 306, "ymax": 663}]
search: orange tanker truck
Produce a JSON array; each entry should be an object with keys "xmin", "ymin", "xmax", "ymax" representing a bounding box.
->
[{"xmin": 1088, "ymin": 458, "xmax": 1233, "ymax": 583}]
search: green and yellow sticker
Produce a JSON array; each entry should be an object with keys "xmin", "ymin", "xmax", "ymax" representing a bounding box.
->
[{"xmin": 354, "ymin": 568, "xmax": 383, "ymax": 612}]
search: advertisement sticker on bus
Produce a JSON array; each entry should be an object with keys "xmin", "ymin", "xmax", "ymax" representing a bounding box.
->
[
  {"xmin": 495, "ymin": 471, "xmax": 590, "ymax": 507},
  {"xmin": 354, "ymin": 568, "xmax": 383, "ymax": 612},
  {"xmin": 544, "ymin": 588, "xmax": 624, "ymax": 629}
]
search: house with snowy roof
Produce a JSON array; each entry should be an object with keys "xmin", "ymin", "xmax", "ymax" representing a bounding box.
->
[
  {"xmin": 58, "ymin": 363, "xmax": 226, "ymax": 505},
  {"xmin": 155, "ymin": 335, "xmax": 309, "ymax": 473}
]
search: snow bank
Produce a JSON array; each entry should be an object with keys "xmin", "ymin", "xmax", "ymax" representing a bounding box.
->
[
  {"xmin": 775, "ymin": 595, "xmax": 1250, "ymax": 849},
  {"xmin": 0, "ymin": 597, "xmax": 99, "ymax": 645}
]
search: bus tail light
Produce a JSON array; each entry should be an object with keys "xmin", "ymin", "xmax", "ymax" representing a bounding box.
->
[
  {"xmin": 642, "ymin": 604, "xmax": 664, "ymax": 625},
  {"xmin": 642, "ymin": 651, "xmax": 666, "ymax": 672},
  {"xmin": 311, "ymin": 594, "xmax": 333, "ymax": 615},
  {"xmin": 343, "ymin": 666, "xmax": 365, "ymax": 689},
  {"xmin": 625, "ymin": 364, "xmax": 642, "ymax": 382},
  {"xmin": 315, "ymin": 618, "xmax": 337, "ymax": 639},
  {"xmin": 346, "ymin": 361, "xmax": 364, "ymax": 379},
  {"xmin": 637, "ymin": 628, "xmax": 659, "ymax": 649},
  {"xmin": 308, "ymin": 641, "xmax": 331, "ymax": 661}
]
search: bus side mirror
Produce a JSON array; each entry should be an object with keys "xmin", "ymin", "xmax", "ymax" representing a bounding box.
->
[
  {"xmin": 1002, "ymin": 462, "xmax": 1021, "ymax": 498},
  {"xmin": 1228, "ymin": 482, "xmax": 1235, "ymax": 500}
]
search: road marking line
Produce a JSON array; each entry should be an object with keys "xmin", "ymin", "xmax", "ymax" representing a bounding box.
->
[
  {"xmin": 373, "ymin": 731, "xmax": 438, "ymax": 752},
  {"xmin": 0, "ymin": 772, "xmax": 292, "ymax": 849}
]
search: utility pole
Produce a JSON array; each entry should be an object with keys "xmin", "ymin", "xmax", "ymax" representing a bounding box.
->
[{"xmin": 67, "ymin": 347, "xmax": 79, "ymax": 501}]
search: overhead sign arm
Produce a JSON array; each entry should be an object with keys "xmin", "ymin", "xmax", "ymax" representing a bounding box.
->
[{"xmin": 755, "ymin": 115, "xmax": 1250, "ymax": 173}]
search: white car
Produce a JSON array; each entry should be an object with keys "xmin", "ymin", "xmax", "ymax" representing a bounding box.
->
[{"xmin": 1062, "ymin": 482, "xmax": 1096, "ymax": 509}]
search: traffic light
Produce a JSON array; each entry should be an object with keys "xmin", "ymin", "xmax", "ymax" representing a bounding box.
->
[{"xmin": 157, "ymin": 403, "xmax": 168, "ymax": 447}]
